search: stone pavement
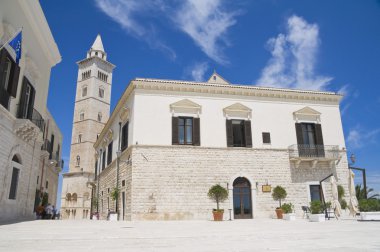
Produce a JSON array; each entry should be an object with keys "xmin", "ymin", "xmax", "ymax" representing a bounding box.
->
[{"xmin": 0, "ymin": 218, "xmax": 379, "ymax": 251}]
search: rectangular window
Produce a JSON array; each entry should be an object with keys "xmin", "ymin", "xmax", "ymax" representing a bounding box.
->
[
  {"xmin": 121, "ymin": 122, "xmax": 129, "ymax": 151},
  {"xmin": 45, "ymin": 181, "xmax": 49, "ymax": 189},
  {"xmin": 122, "ymin": 180, "xmax": 125, "ymax": 187},
  {"xmin": 310, "ymin": 185, "xmax": 321, "ymax": 201},
  {"xmin": 82, "ymin": 87, "xmax": 87, "ymax": 97},
  {"xmin": 295, "ymin": 123, "xmax": 325, "ymax": 157},
  {"xmin": 18, "ymin": 78, "xmax": 35, "ymax": 120},
  {"xmin": 232, "ymin": 120, "xmax": 245, "ymax": 147},
  {"xmin": 102, "ymin": 151, "xmax": 106, "ymax": 170},
  {"xmin": 178, "ymin": 117, "xmax": 193, "ymax": 145},
  {"xmin": 262, "ymin": 132, "xmax": 271, "ymax": 144},
  {"xmin": 99, "ymin": 88, "xmax": 104, "ymax": 98},
  {"xmin": 9, "ymin": 168, "xmax": 20, "ymax": 200},
  {"xmin": 107, "ymin": 141, "xmax": 113, "ymax": 165},
  {"xmin": 226, "ymin": 120, "xmax": 252, "ymax": 148},
  {"xmin": 1, "ymin": 49, "xmax": 20, "ymax": 109}
]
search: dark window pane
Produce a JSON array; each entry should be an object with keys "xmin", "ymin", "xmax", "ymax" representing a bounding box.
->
[
  {"xmin": 232, "ymin": 120, "xmax": 245, "ymax": 147},
  {"xmin": 310, "ymin": 185, "xmax": 321, "ymax": 201},
  {"xmin": 179, "ymin": 126, "xmax": 185, "ymax": 144},
  {"xmin": 9, "ymin": 168, "xmax": 19, "ymax": 200},
  {"xmin": 186, "ymin": 125, "xmax": 192, "ymax": 143}
]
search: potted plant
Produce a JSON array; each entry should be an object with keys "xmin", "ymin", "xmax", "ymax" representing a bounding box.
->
[
  {"xmin": 309, "ymin": 200, "xmax": 325, "ymax": 222},
  {"xmin": 208, "ymin": 184, "xmax": 228, "ymax": 221},
  {"xmin": 109, "ymin": 188, "xmax": 120, "ymax": 221},
  {"xmin": 272, "ymin": 186, "xmax": 287, "ymax": 219},
  {"xmin": 282, "ymin": 203, "xmax": 295, "ymax": 221}
]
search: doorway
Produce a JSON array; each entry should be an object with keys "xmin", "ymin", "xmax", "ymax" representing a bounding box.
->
[{"xmin": 233, "ymin": 177, "xmax": 252, "ymax": 219}]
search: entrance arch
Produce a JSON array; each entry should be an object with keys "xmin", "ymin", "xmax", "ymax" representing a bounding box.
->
[{"xmin": 233, "ymin": 177, "xmax": 252, "ymax": 219}]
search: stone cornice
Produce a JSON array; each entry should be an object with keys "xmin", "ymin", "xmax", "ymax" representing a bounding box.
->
[{"xmin": 18, "ymin": 0, "xmax": 61, "ymax": 66}]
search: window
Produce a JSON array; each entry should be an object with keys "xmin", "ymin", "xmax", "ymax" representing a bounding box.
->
[
  {"xmin": 262, "ymin": 132, "xmax": 271, "ymax": 144},
  {"xmin": 82, "ymin": 86, "xmax": 87, "ymax": 97},
  {"xmin": 0, "ymin": 49, "xmax": 21, "ymax": 109},
  {"xmin": 121, "ymin": 122, "xmax": 129, "ymax": 151},
  {"xmin": 107, "ymin": 141, "xmax": 113, "ymax": 165},
  {"xmin": 172, "ymin": 117, "xmax": 200, "ymax": 146},
  {"xmin": 37, "ymin": 176, "xmax": 39, "ymax": 185},
  {"xmin": 226, "ymin": 120, "xmax": 252, "ymax": 148},
  {"xmin": 107, "ymin": 188, "xmax": 110, "ymax": 193},
  {"xmin": 99, "ymin": 88, "xmax": 104, "ymax": 98},
  {"xmin": 295, "ymin": 123, "xmax": 324, "ymax": 157},
  {"xmin": 78, "ymin": 134, "xmax": 82, "ymax": 143},
  {"xmin": 76, "ymin": 155, "xmax": 80, "ymax": 166},
  {"xmin": 17, "ymin": 78, "xmax": 35, "ymax": 120},
  {"xmin": 97, "ymin": 134, "xmax": 100, "ymax": 139},
  {"xmin": 80, "ymin": 112, "xmax": 84, "ymax": 121},
  {"xmin": 98, "ymin": 112, "xmax": 102, "ymax": 122},
  {"xmin": 102, "ymin": 151, "xmax": 106, "ymax": 170},
  {"xmin": 310, "ymin": 185, "xmax": 321, "ymax": 201},
  {"xmin": 122, "ymin": 180, "xmax": 125, "ymax": 187},
  {"xmin": 45, "ymin": 181, "xmax": 49, "ymax": 189},
  {"xmin": 8, "ymin": 168, "xmax": 20, "ymax": 200},
  {"xmin": 178, "ymin": 117, "xmax": 193, "ymax": 145}
]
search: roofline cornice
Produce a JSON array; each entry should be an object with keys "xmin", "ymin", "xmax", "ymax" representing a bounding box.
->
[
  {"xmin": 18, "ymin": 0, "xmax": 61, "ymax": 66},
  {"xmin": 76, "ymin": 56, "xmax": 116, "ymax": 68}
]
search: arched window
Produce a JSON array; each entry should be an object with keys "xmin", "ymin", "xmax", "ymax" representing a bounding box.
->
[
  {"xmin": 99, "ymin": 87, "xmax": 104, "ymax": 98},
  {"xmin": 12, "ymin": 155, "xmax": 21, "ymax": 163},
  {"xmin": 76, "ymin": 155, "xmax": 80, "ymax": 166},
  {"xmin": 82, "ymin": 86, "xmax": 87, "ymax": 97},
  {"xmin": 98, "ymin": 112, "xmax": 102, "ymax": 122},
  {"xmin": 72, "ymin": 193, "xmax": 78, "ymax": 201},
  {"xmin": 80, "ymin": 112, "xmax": 84, "ymax": 121},
  {"xmin": 66, "ymin": 193, "xmax": 72, "ymax": 201},
  {"xmin": 78, "ymin": 134, "xmax": 82, "ymax": 143}
]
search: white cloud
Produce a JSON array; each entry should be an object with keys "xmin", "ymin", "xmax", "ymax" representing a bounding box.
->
[
  {"xmin": 174, "ymin": 0, "xmax": 238, "ymax": 65},
  {"xmin": 257, "ymin": 15, "xmax": 332, "ymax": 90},
  {"xmin": 347, "ymin": 127, "xmax": 380, "ymax": 149},
  {"xmin": 95, "ymin": 0, "xmax": 238, "ymax": 64},
  {"xmin": 95, "ymin": 0, "xmax": 176, "ymax": 60},
  {"xmin": 189, "ymin": 62, "xmax": 209, "ymax": 82}
]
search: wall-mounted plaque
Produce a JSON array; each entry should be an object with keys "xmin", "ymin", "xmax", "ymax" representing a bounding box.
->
[{"xmin": 262, "ymin": 185, "xmax": 271, "ymax": 192}]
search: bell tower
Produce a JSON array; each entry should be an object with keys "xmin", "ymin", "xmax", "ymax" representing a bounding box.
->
[{"xmin": 61, "ymin": 35, "xmax": 115, "ymax": 219}]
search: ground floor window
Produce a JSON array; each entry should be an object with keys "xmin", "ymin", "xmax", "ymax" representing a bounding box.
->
[
  {"xmin": 309, "ymin": 185, "xmax": 321, "ymax": 201},
  {"xmin": 9, "ymin": 167, "xmax": 20, "ymax": 200}
]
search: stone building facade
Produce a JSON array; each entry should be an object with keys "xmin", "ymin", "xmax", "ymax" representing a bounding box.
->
[
  {"xmin": 0, "ymin": 0, "xmax": 62, "ymax": 222},
  {"xmin": 93, "ymin": 73, "xmax": 350, "ymax": 221},
  {"xmin": 60, "ymin": 35, "xmax": 115, "ymax": 219}
]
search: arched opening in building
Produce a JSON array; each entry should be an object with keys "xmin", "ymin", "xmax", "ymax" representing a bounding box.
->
[{"xmin": 233, "ymin": 177, "xmax": 252, "ymax": 219}]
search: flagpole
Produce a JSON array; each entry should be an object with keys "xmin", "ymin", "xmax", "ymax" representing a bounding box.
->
[{"xmin": 0, "ymin": 27, "xmax": 23, "ymax": 51}]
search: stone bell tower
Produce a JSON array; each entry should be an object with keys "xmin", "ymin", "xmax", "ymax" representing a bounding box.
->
[{"xmin": 61, "ymin": 35, "xmax": 115, "ymax": 219}]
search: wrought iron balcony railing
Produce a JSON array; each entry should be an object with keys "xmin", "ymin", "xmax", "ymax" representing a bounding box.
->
[
  {"xmin": 17, "ymin": 105, "xmax": 45, "ymax": 132},
  {"xmin": 288, "ymin": 144, "xmax": 339, "ymax": 160}
]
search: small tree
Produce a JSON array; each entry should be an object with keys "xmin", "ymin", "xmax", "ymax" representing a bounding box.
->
[
  {"xmin": 337, "ymin": 185, "xmax": 347, "ymax": 210},
  {"xmin": 208, "ymin": 184, "xmax": 228, "ymax": 211},
  {"xmin": 111, "ymin": 188, "xmax": 119, "ymax": 201},
  {"xmin": 272, "ymin": 186, "xmax": 287, "ymax": 208}
]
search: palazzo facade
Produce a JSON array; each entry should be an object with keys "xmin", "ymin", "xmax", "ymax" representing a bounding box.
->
[{"xmin": 93, "ymin": 73, "xmax": 350, "ymax": 221}]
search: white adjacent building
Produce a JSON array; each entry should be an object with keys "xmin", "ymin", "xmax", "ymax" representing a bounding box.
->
[
  {"xmin": 60, "ymin": 35, "xmax": 115, "ymax": 220},
  {"xmin": 93, "ymin": 72, "xmax": 350, "ymax": 220},
  {"xmin": 0, "ymin": 0, "xmax": 62, "ymax": 222}
]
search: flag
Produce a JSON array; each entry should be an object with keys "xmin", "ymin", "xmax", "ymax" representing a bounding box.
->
[{"xmin": 8, "ymin": 30, "xmax": 22, "ymax": 64}]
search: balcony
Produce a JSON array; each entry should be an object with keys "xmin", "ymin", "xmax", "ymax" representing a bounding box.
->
[{"xmin": 288, "ymin": 144, "xmax": 340, "ymax": 168}]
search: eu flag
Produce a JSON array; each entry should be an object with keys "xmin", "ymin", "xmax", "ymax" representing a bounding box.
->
[{"xmin": 8, "ymin": 31, "xmax": 22, "ymax": 64}]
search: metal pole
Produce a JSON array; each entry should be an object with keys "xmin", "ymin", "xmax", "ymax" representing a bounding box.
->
[
  {"xmin": 319, "ymin": 173, "xmax": 333, "ymax": 220},
  {"xmin": 97, "ymin": 149, "xmax": 102, "ymax": 213},
  {"xmin": 115, "ymin": 122, "xmax": 122, "ymax": 220},
  {"xmin": 349, "ymin": 167, "xmax": 367, "ymax": 199}
]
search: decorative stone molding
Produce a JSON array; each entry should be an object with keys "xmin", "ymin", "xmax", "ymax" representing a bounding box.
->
[
  {"xmin": 119, "ymin": 107, "xmax": 130, "ymax": 122},
  {"xmin": 170, "ymin": 99, "xmax": 201, "ymax": 116},
  {"xmin": 293, "ymin": 106, "xmax": 321, "ymax": 123},
  {"xmin": 13, "ymin": 119, "xmax": 42, "ymax": 143},
  {"xmin": 223, "ymin": 103, "xmax": 252, "ymax": 119}
]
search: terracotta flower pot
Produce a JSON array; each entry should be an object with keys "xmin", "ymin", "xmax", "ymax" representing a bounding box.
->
[
  {"xmin": 212, "ymin": 210, "xmax": 224, "ymax": 221},
  {"xmin": 275, "ymin": 208, "xmax": 283, "ymax": 219}
]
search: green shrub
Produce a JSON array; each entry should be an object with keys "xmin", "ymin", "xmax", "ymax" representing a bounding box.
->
[
  {"xmin": 337, "ymin": 185, "xmax": 345, "ymax": 200},
  {"xmin": 272, "ymin": 186, "xmax": 287, "ymax": 208},
  {"xmin": 310, "ymin": 200, "xmax": 324, "ymax": 214},
  {"xmin": 281, "ymin": 203, "xmax": 294, "ymax": 214},
  {"xmin": 359, "ymin": 199, "xmax": 380, "ymax": 212},
  {"xmin": 340, "ymin": 199, "xmax": 347, "ymax": 210},
  {"xmin": 208, "ymin": 184, "xmax": 228, "ymax": 211},
  {"xmin": 111, "ymin": 188, "xmax": 119, "ymax": 201}
]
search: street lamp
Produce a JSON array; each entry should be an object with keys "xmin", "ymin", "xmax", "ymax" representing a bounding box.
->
[{"xmin": 348, "ymin": 153, "xmax": 367, "ymax": 199}]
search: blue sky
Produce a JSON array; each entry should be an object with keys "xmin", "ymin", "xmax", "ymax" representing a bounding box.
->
[{"xmin": 40, "ymin": 0, "xmax": 380, "ymax": 208}]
